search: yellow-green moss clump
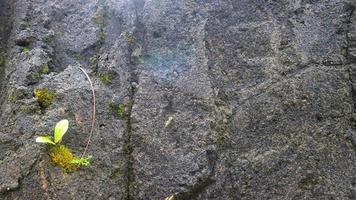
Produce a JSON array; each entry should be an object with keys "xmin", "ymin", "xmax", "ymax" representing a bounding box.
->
[
  {"xmin": 100, "ymin": 73, "xmax": 113, "ymax": 85},
  {"xmin": 34, "ymin": 88, "xmax": 55, "ymax": 109},
  {"xmin": 49, "ymin": 145, "xmax": 78, "ymax": 172},
  {"xmin": 20, "ymin": 47, "xmax": 30, "ymax": 53},
  {"xmin": 42, "ymin": 64, "xmax": 49, "ymax": 74}
]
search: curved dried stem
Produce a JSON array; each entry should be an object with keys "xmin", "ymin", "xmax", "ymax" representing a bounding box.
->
[{"xmin": 78, "ymin": 66, "xmax": 96, "ymax": 157}]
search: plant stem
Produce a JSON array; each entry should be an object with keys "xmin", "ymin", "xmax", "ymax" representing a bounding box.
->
[{"xmin": 78, "ymin": 66, "xmax": 96, "ymax": 157}]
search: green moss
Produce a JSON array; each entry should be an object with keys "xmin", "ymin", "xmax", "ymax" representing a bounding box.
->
[
  {"xmin": 89, "ymin": 56, "xmax": 99, "ymax": 74},
  {"xmin": 74, "ymin": 53, "xmax": 86, "ymax": 61},
  {"xmin": 215, "ymin": 120, "xmax": 228, "ymax": 146},
  {"xmin": 0, "ymin": 53, "xmax": 6, "ymax": 66},
  {"xmin": 71, "ymin": 156, "xmax": 92, "ymax": 167},
  {"xmin": 272, "ymin": 132, "xmax": 282, "ymax": 144},
  {"xmin": 110, "ymin": 160, "xmax": 122, "ymax": 179},
  {"xmin": 100, "ymin": 73, "xmax": 113, "ymax": 85},
  {"xmin": 109, "ymin": 102, "xmax": 126, "ymax": 118},
  {"xmin": 32, "ymin": 64, "xmax": 50, "ymax": 80},
  {"xmin": 111, "ymin": 168, "xmax": 121, "ymax": 178},
  {"xmin": 34, "ymin": 88, "xmax": 55, "ymax": 109},
  {"xmin": 20, "ymin": 105, "xmax": 30, "ymax": 113},
  {"xmin": 7, "ymin": 94, "xmax": 14, "ymax": 103},
  {"xmin": 89, "ymin": 56, "xmax": 98, "ymax": 66},
  {"xmin": 49, "ymin": 145, "xmax": 78, "ymax": 172},
  {"xmin": 42, "ymin": 64, "xmax": 49, "ymax": 74},
  {"xmin": 117, "ymin": 104, "xmax": 126, "ymax": 118},
  {"xmin": 33, "ymin": 72, "xmax": 41, "ymax": 79},
  {"xmin": 21, "ymin": 47, "xmax": 30, "ymax": 53},
  {"xmin": 6, "ymin": 89, "xmax": 15, "ymax": 103},
  {"xmin": 98, "ymin": 30, "xmax": 106, "ymax": 45}
]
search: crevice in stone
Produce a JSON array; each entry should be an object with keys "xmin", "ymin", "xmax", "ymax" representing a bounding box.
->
[
  {"xmin": 0, "ymin": 0, "xmax": 16, "ymax": 113},
  {"xmin": 345, "ymin": 4, "xmax": 355, "ymax": 63},
  {"xmin": 345, "ymin": 4, "xmax": 356, "ymax": 148},
  {"xmin": 122, "ymin": 87, "xmax": 135, "ymax": 200},
  {"xmin": 345, "ymin": 5, "xmax": 356, "ymax": 113},
  {"xmin": 349, "ymin": 66, "xmax": 356, "ymax": 110},
  {"xmin": 345, "ymin": 5, "xmax": 356, "ymax": 109},
  {"xmin": 123, "ymin": 1, "xmax": 145, "ymax": 199}
]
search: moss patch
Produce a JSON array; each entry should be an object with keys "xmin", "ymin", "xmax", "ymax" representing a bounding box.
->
[
  {"xmin": 97, "ymin": 30, "xmax": 106, "ymax": 45},
  {"xmin": 34, "ymin": 88, "xmax": 55, "ymax": 109},
  {"xmin": 7, "ymin": 95, "xmax": 14, "ymax": 103},
  {"xmin": 90, "ymin": 56, "xmax": 98, "ymax": 67},
  {"xmin": 6, "ymin": 90, "xmax": 15, "ymax": 103},
  {"xmin": 109, "ymin": 102, "xmax": 126, "ymax": 119},
  {"xmin": 33, "ymin": 64, "xmax": 50, "ymax": 80},
  {"xmin": 20, "ymin": 105, "xmax": 33, "ymax": 114},
  {"xmin": 215, "ymin": 120, "xmax": 229, "ymax": 146},
  {"xmin": 20, "ymin": 47, "xmax": 30, "ymax": 53},
  {"xmin": 0, "ymin": 53, "xmax": 6, "ymax": 66},
  {"xmin": 42, "ymin": 64, "xmax": 49, "ymax": 74},
  {"xmin": 49, "ymin": 145, "xmax": 78, "ymax": 172},
  {"xmin": 33, "ymin": 72, "xmax": 41, "ymax": 80},
  {"xmin": 100, "ymin": 73, "xmax": 113, "ymax": 85}
]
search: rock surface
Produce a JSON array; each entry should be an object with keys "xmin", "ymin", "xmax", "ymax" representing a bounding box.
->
[{"xmin": 0, "ymin": 0, "xmax": 355, "ymax": 199}]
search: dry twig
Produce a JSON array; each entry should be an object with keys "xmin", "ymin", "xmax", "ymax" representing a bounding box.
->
[{"xmin": 78, "ymin": 66, "xmax": 96, "ymax": 157}]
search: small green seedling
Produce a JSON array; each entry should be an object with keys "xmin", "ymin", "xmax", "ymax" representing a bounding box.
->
[
  {"xmin": 36, "ymin": 119, "xmax": 92, "ymax": 171},
  {"xmin": 36, "ymin": 119, "xmax": 69, "ymax": 145}
]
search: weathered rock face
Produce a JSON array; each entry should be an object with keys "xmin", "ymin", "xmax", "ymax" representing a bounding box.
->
[{"xmin": 0, "ymin": 0, "xmax": 355, "ymax": 199}]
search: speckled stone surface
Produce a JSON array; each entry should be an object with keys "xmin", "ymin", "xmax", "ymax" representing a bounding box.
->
[{"xmin": 0, "ymin": 0, "xmax": 355, "ymax": 199}]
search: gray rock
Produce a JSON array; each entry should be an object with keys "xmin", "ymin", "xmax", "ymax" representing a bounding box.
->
[{"xmin": 0, "ymin": 0, "xmax": 355, "ymax": 199}]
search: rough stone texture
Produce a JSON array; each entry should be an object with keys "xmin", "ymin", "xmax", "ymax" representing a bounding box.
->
[{"xmin": 0, "ymin": 0, "xmax": 355, "ymax": 199}]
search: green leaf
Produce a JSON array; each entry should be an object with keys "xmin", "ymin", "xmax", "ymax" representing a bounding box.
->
[
  {"xmin": 35, "ymin": 136, "xmax": 55, "ymax": 145},
  {"xmin": 54, "ymin": 119, "xmax": 69, "ymax": 144}
]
